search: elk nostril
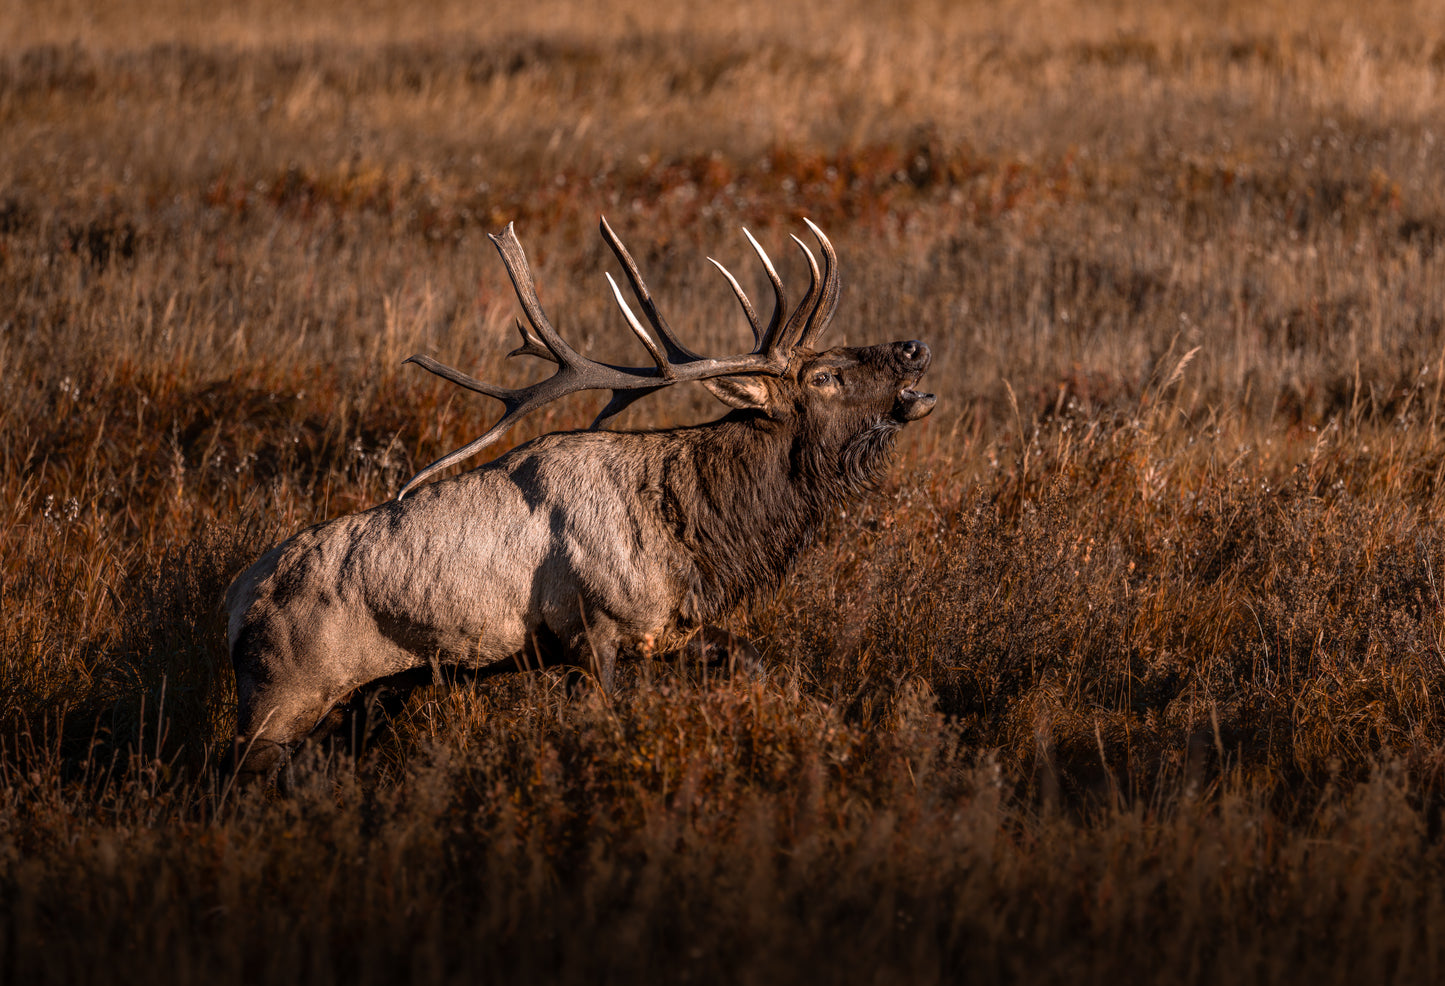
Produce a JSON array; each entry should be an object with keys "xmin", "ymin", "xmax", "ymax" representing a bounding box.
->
[{"xmin": 898, "ymin": 340, "xmax": 927, "ymax": 364}]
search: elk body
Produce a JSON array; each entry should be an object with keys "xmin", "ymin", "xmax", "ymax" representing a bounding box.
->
[{"xmin": 226, "ymin": 219, "xmax": 935, "ymax": 775}]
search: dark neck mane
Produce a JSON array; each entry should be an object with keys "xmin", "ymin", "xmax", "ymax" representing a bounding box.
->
[{"xmin": 655, "ymin": 411, "xmax": 901, "ymax": 624}]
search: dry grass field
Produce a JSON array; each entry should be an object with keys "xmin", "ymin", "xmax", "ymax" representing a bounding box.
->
[{"xmin": 6, "ymin": 0, "xmax": 1445, "ymax": 981}]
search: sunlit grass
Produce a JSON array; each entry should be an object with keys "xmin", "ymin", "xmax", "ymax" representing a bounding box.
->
[{"xmin": 4, "ymin": 1, "xmax": 1445, "ymax": 982}]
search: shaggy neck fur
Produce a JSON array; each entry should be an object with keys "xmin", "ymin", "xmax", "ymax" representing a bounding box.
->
[{"xmin": 652, "ymin": 410, "xmax": 904, "ymax": 624}]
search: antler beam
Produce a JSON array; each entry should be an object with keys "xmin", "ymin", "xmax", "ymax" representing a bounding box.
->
[{"xmin": 396, "ymin": 218, "xmax": 839, "ymax": 498}]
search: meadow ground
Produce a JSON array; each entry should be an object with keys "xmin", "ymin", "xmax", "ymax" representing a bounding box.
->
[{"xmin": 5, "ymin": 1, "xmax": 1445, "ymax": 982}]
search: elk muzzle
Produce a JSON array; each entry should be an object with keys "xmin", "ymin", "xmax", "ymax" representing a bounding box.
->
[{"xmin": 891, "ymin": 340, "xmax": 937, "ymax": 422}]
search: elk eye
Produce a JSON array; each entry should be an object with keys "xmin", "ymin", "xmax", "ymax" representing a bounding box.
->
[{"xmin": 812, "ymin": 371, "xmax": 834, "ymax": 386}]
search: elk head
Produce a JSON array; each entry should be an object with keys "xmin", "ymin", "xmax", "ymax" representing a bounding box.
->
[{"xmin": 698, "ymin": 339, "xmax": 935, "ymax": 496}]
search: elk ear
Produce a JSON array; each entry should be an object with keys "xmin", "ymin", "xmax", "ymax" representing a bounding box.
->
[{"xmin": 702, "ymin": 374, "xmax": 776, "ymax": 412}]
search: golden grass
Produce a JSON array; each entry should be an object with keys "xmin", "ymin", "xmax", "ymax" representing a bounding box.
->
[{"xmin": 5, "ymin": 1, "xmax": 1445, "ymax": 982}]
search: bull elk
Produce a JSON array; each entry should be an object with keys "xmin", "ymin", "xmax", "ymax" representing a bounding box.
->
[{"xmin": 225, "ymin": 218, "xmax": 935, "ymax": 776}]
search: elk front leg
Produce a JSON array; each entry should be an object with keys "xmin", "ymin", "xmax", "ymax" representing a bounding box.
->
[
  {"xmin": 562, "ymin": 609, "xmax": 620, "ymax": 691},
  {"xmin": 523, "ymin": 611, "xmax": 619, "ymax": 691}
]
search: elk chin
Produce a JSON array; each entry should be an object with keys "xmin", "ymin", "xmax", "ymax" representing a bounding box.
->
[{"xmin": 893, "ymin": 388, "xmax": 937, "ymax": 422}]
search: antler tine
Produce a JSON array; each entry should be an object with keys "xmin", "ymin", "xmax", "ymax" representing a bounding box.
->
[
  {"xmin": 774, "ymin": 234, "xmax": 823, "ymax": 354},
  {"xmin": 708, "ymin": 257, "xmax": 762, "ymax": 348},
  {"xmin": 397, "ymin": 414, "xmax": 519, "ymax": 499},
  {"xmin": 403, "ymin": 353, "xmax": 513, "ymax": 400},
  {"xmin": 606, "ymin": 273, "xmax": 676, "ymax": 379},
  {"xmin": 742, "ymin": 228, "xmax": 789, "ymax": 357},
  {"xmin": 589, "ymin": 386, "xmax": 664, "ymax": 430},
  {"xmin": 507, "ymin": 316, "xmax": 555, "ymax": 362},
  {"xmin": 487, "ymin": 224, "xmax": 587, "ymax": 368},
  {"xmin": 794, "ymin": 218, "xmax": 840, "ymax": 349},
  {"xmin": 599, "ymin": 216, "xmax": 701, "ymax": 362}
]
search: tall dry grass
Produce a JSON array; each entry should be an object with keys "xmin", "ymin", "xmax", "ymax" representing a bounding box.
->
[{"xmin": 4, "ymin": 1, "xmax": 1445, "ymax": 982}]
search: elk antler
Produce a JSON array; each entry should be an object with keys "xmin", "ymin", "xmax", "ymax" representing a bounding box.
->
[{"xmin": 396, "ymin": 218, "xmax": 839, "ymax": 498}]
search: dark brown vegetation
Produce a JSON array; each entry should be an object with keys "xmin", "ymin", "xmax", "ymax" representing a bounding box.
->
[{"xmin": 4, "ymin": 0, "xmax": 1445, "ymax": 982}]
